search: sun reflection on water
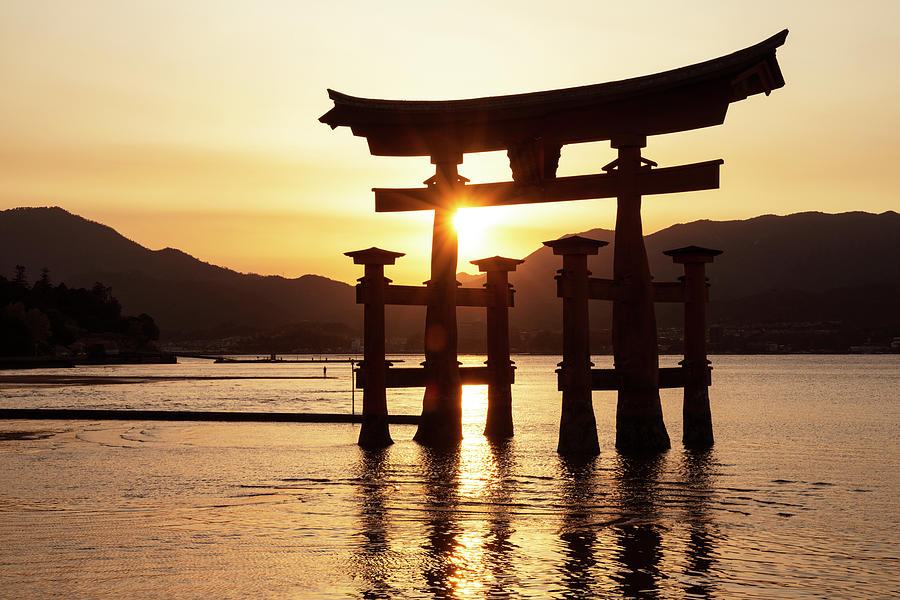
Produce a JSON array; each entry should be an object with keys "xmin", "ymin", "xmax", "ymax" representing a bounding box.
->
[
  {"xmin": 458, "ymin": 384, "xmax": 495, "ymax": 499},
  {"xmin": 415, "ymin": 382, "xmax": 528, "ymax": 598},
  {"xmin": 447, "ymin": 526, "xmax": 489, "ymax": 599}
]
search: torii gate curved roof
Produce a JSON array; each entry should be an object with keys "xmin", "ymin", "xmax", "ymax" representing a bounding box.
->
[{"xmin": 320, "ymin": 30, "xmax": 787, "ymax": 157}]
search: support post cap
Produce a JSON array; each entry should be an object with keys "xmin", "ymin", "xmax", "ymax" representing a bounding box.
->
[
  {"xmin": 543, "ymin": 235, "xmax": 609, "ymax": 255},
  {"xmin": 344, "ymin": 247, "xmax": 405, "ymax": 265},
  {"xmin": 470, "ymin": 256, "xmax": 525, "ymax": 272},
  {"xmin": 663, "ymin": 245, "xmax": 723, "ymax": 264}
]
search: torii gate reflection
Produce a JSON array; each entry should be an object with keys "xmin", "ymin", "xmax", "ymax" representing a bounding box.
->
[{"xmin": 321, "ymin": 30, "xmax": 788, "ymax": 453}]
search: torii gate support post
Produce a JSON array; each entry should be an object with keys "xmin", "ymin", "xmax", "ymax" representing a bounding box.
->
[
  {"xmin": 345, "ymin": 247, "xmax": 405, "ymax": 448},
  {"xmin": 544, "ymin": 236, "xmax": 608, "ymax": 455},
  {"xmin": 611, "ymin": 135, "xmax": 671, "ymax": 454},
  {"xmin": 471, "ymin": 256, "xmax": 524, "ymax": 439},
  {"xmin": 414, "ymin": 157, "xmax": 464, "ymax": 447},
  {"xmin": 665, "ymin": 246, "xmax": 722, "ymax": 448}
]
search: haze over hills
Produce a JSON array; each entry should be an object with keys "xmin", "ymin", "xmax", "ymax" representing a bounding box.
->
[
  {"xmin": 0, "ymin": 207, "xmax": 357, "ymax": 340},
  {"xmin": 2, "ymin": 206, "xmax": 898, "ymax": 350},
  {"xmin": 505, "ymin": 210, "xmax": 900, "ymax": 334}
]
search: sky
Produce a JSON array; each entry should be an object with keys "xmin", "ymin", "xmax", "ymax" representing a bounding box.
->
[{"xmin": 1, "ymin": 0, "xmax": 898, "ymax": 284}]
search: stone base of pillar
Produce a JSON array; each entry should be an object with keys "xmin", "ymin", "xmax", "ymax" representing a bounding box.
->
[
  {"xmin": 484, "ymin": 363, "xmax": 515, "ymax": 439},
  {"xmin": 413, "ymin": 408, "xmax": 462, "ymax": 447},
  {"xmin": 683, "ymin": 385, "xmax": 714, "ymax": 448},
  {"xmin": 358, "ymin": 415, "xmax": 393, "ymax": 448},
  {"xmin": 413, "ymin": 415, "xmax": 462, "ymax": 447},
  {"xmin": 557, "ymin": 397, "xmax": 600, "ymax": 455},
  {"xmin": 484, "ymin": 407, "xmax": 513, "ymax": 439},
  {"xmin": 615, "ymin": 392, "xmax": 671, "ymax": 454}
]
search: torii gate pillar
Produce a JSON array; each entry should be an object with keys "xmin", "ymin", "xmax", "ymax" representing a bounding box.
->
[
  {"xmin": 414, "ymin": 157, "xmax": 464, "ymax": 447},
  {"xmin": 471, "ymin": 256, "xmax": 524, "ymax": 439},
  {"xmin": 611, "ymin": 135, "xmax": 671, "ymax": 454},
  {"xmin": 665, "ymin": 246, "xmax": 722, "ymax": 448},
  {"xmin": 345, "ymin": 247, "xmax": 405, "ymax": 448},
  {"xmin": 544, "ymin": 236, "xmax": 608, "ymax": 455}
]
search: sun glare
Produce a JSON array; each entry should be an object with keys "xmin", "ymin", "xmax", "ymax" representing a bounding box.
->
[
  {"xmin": 453, "ymin": 208, "xmax": 486, "ymax": 236},
  {"xmin": 453, "ymin": 207, "xmax": 496, "ymax": 267}
]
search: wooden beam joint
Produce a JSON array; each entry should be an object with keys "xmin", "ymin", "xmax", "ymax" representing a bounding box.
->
[
  {"xmin": 355, "ymin": 365, "xmax": 514, "ymax": 389},
  {"xmin": 567, "ymin": 366, "xmax": 712, "ymax": 391},
  {"xmin": 356, "ymin": 282, "xmax": 512, "ymax": 307}
]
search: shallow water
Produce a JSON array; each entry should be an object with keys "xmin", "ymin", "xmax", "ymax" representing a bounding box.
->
[{"xmin": 1, "ymin": 355, "xmax": 898, "ymax": 599}]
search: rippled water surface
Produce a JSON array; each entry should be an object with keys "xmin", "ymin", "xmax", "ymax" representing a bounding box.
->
[{"xmin": 1, "ymin": 355, "xmax": 898, "ymax": 599}]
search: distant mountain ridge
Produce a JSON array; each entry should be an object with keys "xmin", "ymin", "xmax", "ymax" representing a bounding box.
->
[
  {"xmin": 0, "ymin": 207, "xmax": 357, "ymax": 338},
  {"xmin": 511, "ymin": 210, "xmax": 900, "ymax": 294},
  {"xmin": 2, "ymin": 206, "xmax": 898, "ymax": 346},
  {"xmin": 504, "ymin": 210, "xmax": 900, "ymax": 333}
]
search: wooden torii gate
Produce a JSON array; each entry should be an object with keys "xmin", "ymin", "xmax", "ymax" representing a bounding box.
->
[
  {"xmin": 544, "ymin": 236, "xmax": 723, "ymax": 453},
  {"xmin": 345, "ymin": 248, "xmax": 521, "ymax": 447},
  {"xmin": 321, "ymin": 30, "xmax": 787, "ymax": 452}
]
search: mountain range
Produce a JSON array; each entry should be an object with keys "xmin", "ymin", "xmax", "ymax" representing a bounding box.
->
[
  {"xmin": 0, "ymin": 207, "xmax": 356, "ymax": 339},
  {"xmin": 2, "ymin": 206, "xmax": 898, "ymax": 350},
  {"xmin": 504, "ymin": 210, "xmax": 900, "ymax": 334}
]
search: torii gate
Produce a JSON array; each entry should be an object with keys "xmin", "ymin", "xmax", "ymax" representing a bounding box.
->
[
  {"xmin": 344, "ymin": 248, "xmax": 521, "ymax": 448},
  {"xmin": 321, "ymin": 30, "xmax": 787, "ymax": 452}
]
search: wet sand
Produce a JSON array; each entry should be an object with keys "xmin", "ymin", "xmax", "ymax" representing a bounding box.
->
[
  {"xmin": 0, "ymin": 408, "xmax": 418, "ymax": 423},
  {"xmin": 0, "ymin": 374, "xmax": 333, "ymax": 388}
]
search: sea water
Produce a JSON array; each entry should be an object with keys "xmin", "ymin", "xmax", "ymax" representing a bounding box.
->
[{"xmin": 1, "ymin": 355, "xmax": 898, "ymax": 599}]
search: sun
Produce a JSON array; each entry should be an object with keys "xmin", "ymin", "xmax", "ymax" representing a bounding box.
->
[
  {"xmin": 453, "ymin": 207, "xmax": 495, "ymax": 266},
  {"xmin": 453, "ymin": 208, "xmax": 487, "ymax": 238}
]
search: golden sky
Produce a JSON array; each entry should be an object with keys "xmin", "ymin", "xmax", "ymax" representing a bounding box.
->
[{"xmin": 1, "ymin": 1, "xmax": 898, "ymax": 284}]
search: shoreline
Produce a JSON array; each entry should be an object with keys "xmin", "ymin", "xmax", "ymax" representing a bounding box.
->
[
  {"xmin": 0, "ymin": 374, "xmax": 336, "ymax": 387},
  {"xmin": 0, "ymin": 408, "xmax": 417, "ymax": 423}
]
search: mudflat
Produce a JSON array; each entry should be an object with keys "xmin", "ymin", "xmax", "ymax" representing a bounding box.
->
[{"xmin": 0, "ymin": 374, "xmax": 331, "ymax": 388}]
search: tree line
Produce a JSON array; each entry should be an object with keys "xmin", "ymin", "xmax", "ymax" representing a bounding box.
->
[{"xmin": 0, "ymin": 266, "xmax": 160, "ymax": 357}]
